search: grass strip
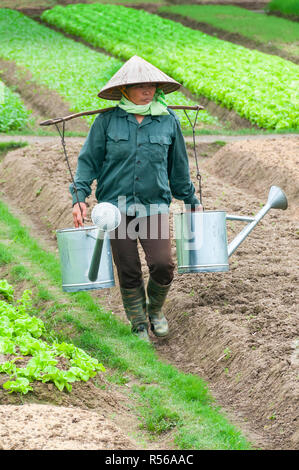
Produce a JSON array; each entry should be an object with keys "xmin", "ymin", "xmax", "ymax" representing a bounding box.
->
[
  {"xmin": 159, "ymin": 4, "xmax": 299, "ymax": 58},
  {"xmin": 267, "ymin": 0, "xmax": 299, "ymax": 17},
  {"xmin": 0, "ymin": 198, "xmax": 253, "ymax": 449},
  {"xmin": 0, "ymin": 141, "xmax": 28, "ymax": 153}
]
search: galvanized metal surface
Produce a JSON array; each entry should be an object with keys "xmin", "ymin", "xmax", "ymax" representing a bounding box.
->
[
  {"xmin": 175, "ymin": 186, "xmax": 288, "ymax": 273},
  {"xmin": 175, "ymin": 211, "xmax": 229, "ymax": 273},
  {"xmin": 56, "ymin": 226, "xmax": 115, "ymax": 292}
]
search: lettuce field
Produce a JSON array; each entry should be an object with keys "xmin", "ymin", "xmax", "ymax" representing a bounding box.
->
[
  {"xmin": 41, "ymin": 4, "xmax": 299, "ymax": 130},
  {"xmin": 0, "ymin": 8, "xmax": 216, "ymax": 131}
]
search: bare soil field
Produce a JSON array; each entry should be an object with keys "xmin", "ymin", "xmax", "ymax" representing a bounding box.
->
[{"xmin": 0, "ymin": 134, "xmax": 298, "ymax": 450}]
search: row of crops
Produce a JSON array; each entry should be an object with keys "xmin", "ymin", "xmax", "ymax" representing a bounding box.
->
[
  {"xmin": 40, "ymin": 4, "xmax": 299, "ymax": 130},
  {"xmin": 0, "ymin": 279, "xmax": 105, "ymax": 394},
  {"xmin": 0, "ymin": 9, "xmax": 215, "ymax": 132},
  {"xmin": 0, "ymin": 80, "xmax": 32, "ymax": 133},
  {"xmin": 0, "ymin": 5, "xmax": 298, "ymax": 131}
]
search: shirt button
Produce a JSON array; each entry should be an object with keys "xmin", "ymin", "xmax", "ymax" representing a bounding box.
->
[
  {"xmin": 135, "ymin": 177, "xmax": 139, "ymax": 181},
  {"xmin": 137, "ymin": 160, "xmax": 141, "ymax": 164}
]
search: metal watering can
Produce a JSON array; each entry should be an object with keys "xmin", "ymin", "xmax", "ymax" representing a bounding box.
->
[
  {"xmin": 56, "ymin": 203, "xmax": 121, "ymax": 292},
  {"xmin": 56, "ymin": 226, "xmax": 115, "ymax": 292},
  {"xmin": 175, "ymin": 186, "xmax": 288, "ymax": 273}
]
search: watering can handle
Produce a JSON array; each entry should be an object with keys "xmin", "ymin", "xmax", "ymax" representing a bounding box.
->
[
  {"xmin": 88, "ymin": 231, "xmax": 105, "ymax": 282},
  {"xmin": 183, "ymin": 108, "xmax": 204, "ymax": 208}
]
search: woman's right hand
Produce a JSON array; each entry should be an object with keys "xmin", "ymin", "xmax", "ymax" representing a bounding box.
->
[{"xmin": 72, "ymin": 202, "xmax": 87, "ymax": 228}]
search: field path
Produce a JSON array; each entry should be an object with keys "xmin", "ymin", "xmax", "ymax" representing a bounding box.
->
[{"xmin": 0, "ymin": 133, "xmax": 297, "ymax": 145}]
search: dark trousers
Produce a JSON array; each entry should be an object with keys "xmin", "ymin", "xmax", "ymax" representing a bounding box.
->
[{"xmin": 110, "ymin": 214, "xmax": 175, "ymax": 289}]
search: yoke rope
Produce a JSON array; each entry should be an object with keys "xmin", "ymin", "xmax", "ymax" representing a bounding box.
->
[
  {"xmin": 184, "ymin": 108, "xmax": 204, "ymax": 209},
  {"xmin": 54, "ymin": 121, "xmax": 85, "ymax": 222}
]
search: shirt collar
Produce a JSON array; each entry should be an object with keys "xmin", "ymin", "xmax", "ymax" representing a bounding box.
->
[{"xmin": 115, "ymin": 106, "xmax": 162, "ymax": 123}]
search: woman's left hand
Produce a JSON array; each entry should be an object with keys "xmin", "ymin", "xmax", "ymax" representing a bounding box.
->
[{"xmin": 188, "ymin": 205, "xmax": 204, "ymax": 212}]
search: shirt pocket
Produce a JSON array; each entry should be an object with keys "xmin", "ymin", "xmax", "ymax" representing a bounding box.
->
[
  {"xmin": 147, "ymin": 135, "xmax": 172, "ymax": 162},
  {"xmin": 106, "ymin": 129, "xmax": 130, "ymax": 160}
]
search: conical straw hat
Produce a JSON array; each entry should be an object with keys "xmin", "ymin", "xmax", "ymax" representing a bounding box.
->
[{"xmin": 98, "ymin": 55, "xmax": 181, "ymax": 100}]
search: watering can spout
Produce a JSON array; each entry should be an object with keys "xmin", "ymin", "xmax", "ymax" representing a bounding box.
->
[
  {"xmin": 227, "ymin": 186, "xmax": 288, "ymax": 258},
  {"xmin": 266, "ymin": 185, "xmax": 288, "ymax": 210}
]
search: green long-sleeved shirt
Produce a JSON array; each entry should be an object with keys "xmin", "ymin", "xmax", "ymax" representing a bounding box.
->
[{"xmin": 70, "ymin": 106, "xmax": 199, "ymax": 217}]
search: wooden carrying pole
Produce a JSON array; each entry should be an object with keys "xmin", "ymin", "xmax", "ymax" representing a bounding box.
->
[{"xmin": 39, "ymin": 105, "xmax": 204, "ymax": 126}]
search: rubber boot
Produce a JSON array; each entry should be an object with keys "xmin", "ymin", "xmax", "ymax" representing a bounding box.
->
[
  {"xmin": 120, "ymin": 284, "xmax": 150, "ymax": 342},
  {"xmin": 147, "ymin": 277, "xmax": 171, "ymax": 337}
]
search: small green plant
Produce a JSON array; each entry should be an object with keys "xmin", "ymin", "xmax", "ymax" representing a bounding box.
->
[
  {"xmin": 246, "ymin": 314, "xmax": 255, "ymax": 321},
  {"xmin": 223, "ymin": 348, "xmax": 232, "ymax": 360},
  {"xmin": 235, "ymin": 372, "xmax": 242, "ymax": 383},
  {"xmin": 35, "ymin": 187, "xmax": 43, "ymax": 197},
  {"xmin": 0, "ymin": 279, "xmax": 14, "ymax": 301}
]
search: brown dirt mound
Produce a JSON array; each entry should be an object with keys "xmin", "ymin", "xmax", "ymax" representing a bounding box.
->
[
  {"xmin": 0, "ymin": 362, "xmax": 176, "ymax": 450},
  {"xmin": 0, "ymin": 137, "xmax": 298, "ymax": 450},
  {"xmin": 200, "ymin": 137, "xmax": 299, "ymax": 219},
  {"xmin": 0, "ymin": 403, "xmax": 135, "ymax": 450}
]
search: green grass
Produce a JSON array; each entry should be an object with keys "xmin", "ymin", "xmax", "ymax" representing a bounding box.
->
[
  {"xmin": 267, "ymin": 0, "xmax": 299, "ymax": 17},
  {"xmin": 0, "ymin": 141, "xmax": 28, "ymax": 155},
  {"xmin": 0, "ymin": 141, "xmax": 28, "ymax": 166},
  {"xmin": 1, "ymin": 128, "xmax": 87, "ymax": 137},
  {"xmin": 182, "ymin": 126, "xmax": 299, "ymax": 137},
  {"xmin": 0, "ymin": 242, "xmax": 13, "ymax": 265},
  {"xmin": 159, "ymin": 4, "xmax": 299, "ymax": 57},
  {"xmin": 9, "ymin": 264, "xmax": 32, "ymax": 282},
  {"xmin": 0, "ymin": 198, "xmax": 253, "ymax": 449}
]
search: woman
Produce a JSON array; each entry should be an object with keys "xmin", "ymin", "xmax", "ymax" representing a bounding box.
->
[{"xmin": 71, "ymin": 56, "xmax": 200, "ymax": 342}]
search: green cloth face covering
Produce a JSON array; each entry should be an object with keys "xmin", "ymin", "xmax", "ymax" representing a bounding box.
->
[{"xmin": 118, "ymin": 88, "xmax": 169, "ymax": 116}]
